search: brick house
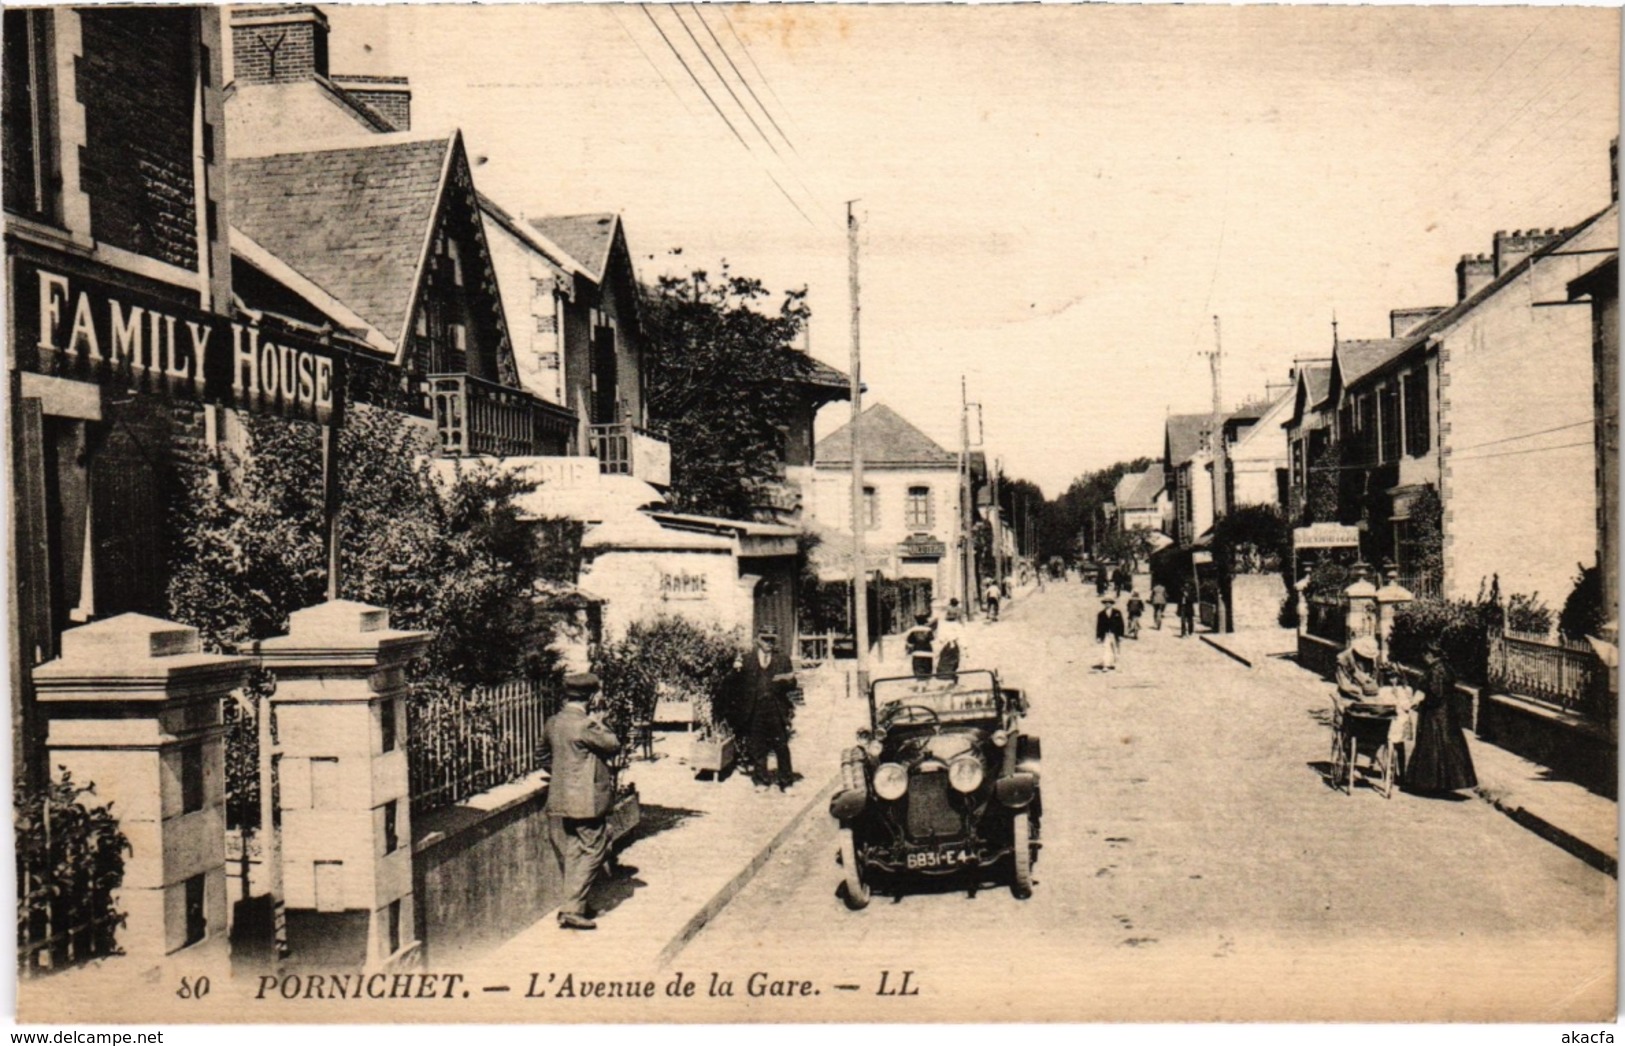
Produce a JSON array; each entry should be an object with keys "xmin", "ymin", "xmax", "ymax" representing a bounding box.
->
[
  {"xmin": 1570, "ymin": 251, "xmax": 1618, "ymax": 626},
  {"xmin": 3, "ymin": 7, "xmax": 307, "ymax": 792},
  {"xmin": 1164, "ymin": 412, "xmax": 1215, "ymax": 545},
  {"xmin": 1282, "ymin": 360, "xmax": 1335, "ymax": 526}
]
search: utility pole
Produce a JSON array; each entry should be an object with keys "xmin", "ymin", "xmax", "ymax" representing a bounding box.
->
[
  {"xmin": 1208, "ymin": 314, "xmax": 1228, "ymax": 634},
  {"xmin": 959, "ymin": 376, "xmax": 974, "ymax": 620},
  {"xmin": 847, "ymin": 203, "xmax": 870, "ymax": 692}
]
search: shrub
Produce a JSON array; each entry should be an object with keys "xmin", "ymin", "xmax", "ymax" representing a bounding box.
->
[
  {"xmin": 1278, "ymin": 592, "xmax": 1300, "ymax": 629},
  {"xmin": 1305, "ymin": 559, "xmax": 1356, "ymax": 599},
  {"xmin": 1559, "ymin": 563, "xmax": 1608, "ymax": 642},
  {"xmin": 1504, "ymin": 592, "xmax": 1553, "ymax": 636},
  {"xmin": 16, "ymin": 771, "xmax": 130, "ymax": 973},
  {"xmin": 1389, "ymin": 596, "xmax": 1502, "ymax": 684},
  {"xmin": 593, "ymin": 617, "xmax": 745, "ymax": 750}
]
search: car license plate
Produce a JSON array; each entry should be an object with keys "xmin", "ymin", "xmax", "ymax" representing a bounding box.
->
[{"xmin": 905, "ymin": 847, "xmax": 982, "ymax": 870}]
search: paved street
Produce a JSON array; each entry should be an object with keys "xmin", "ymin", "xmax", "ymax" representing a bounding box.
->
[{"xmin": 676, "ymin": 581, "xmax": 1616, "ymax": 1021}]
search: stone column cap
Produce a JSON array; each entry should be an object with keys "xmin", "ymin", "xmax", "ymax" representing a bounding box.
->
[
  {"xmin": 34, "ymin": 613, "xmax": 251, "ymax": 692},
  {"xmin": 1376, "ymin": 581, "xmax": 1414, "ymax": 603},
  {"xmin": 255, "ymin": 599, "xmax": 432, "ymax": 666},
  {"xmin": 1344, "ymin": 579, "xmax": 1378, "ymax": 598}
]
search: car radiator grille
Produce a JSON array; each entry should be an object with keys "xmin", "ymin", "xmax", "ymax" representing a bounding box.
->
[{"xmin": 906, "ymin": 770, "xmax": 961, "ymax": 840}]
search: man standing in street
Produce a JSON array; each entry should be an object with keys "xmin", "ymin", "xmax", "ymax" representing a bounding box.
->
[
  {"xmin": 1178, "ymin": 584, "xmax": 1197, "ymax": 637},
  {"xmin": 1150, "ymin": 582, "xmax": 1169, "ymax": 630},
  {"xmin": 733, "ymin": 630, "xmax": 798, "ymax": 792},
  {"xmin": 1096, "ymin": 595, "xmax": 1125, "ymax": 671},
  {"xmin": 543, "ymin": 672, "xmax": 621, "ymax": 931}
]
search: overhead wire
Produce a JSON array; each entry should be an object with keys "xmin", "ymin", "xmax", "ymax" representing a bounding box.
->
[
  {"xmin": 717, "ymin": 7, "xmax": 807, "ymax": 148},
  {"xmin": 692, "ymin": 5, "xmax": 798, "ymax": 155},
  {"xmin": 637, "ymin": 3, "xmax": 816, "ymax": 227}
]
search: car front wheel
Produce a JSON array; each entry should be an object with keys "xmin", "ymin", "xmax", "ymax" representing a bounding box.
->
[
  {"xmin": 1011, "ymin": 812, "xmax": 1033, "ymax": 899},
  {"xmin": 840, "ymin": 828, "xmax": 871, "ymax": 910}
]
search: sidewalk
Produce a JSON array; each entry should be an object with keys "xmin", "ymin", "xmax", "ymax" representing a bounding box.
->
[
  {"xmin": 1202, "ymin": 625, "xmax": 1619, "ymax": 877},
  {"xmin": 471, "ymin": 659, "xmax": 877, "ymax": 974}
]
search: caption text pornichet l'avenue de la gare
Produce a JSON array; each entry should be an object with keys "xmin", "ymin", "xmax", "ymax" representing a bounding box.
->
[{"xmin": 250, "ymin": 970, "xmax": 922, "ymax": 1002}]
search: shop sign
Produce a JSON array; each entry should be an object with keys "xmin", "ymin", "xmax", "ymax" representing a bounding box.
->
[
  {"xmin": 660, "ymin": 570, "xmax": 709, "ymax": 601},
  {"xmin": 13, "ymin": 259, "xmax": 343, "ymax": 423},
  {"xmin": 1293, "ymin": 522, "xmax": 1361, "ymax": 549},
  {"xmin": 900, "ymin": 533, "xmax": 947, "ymax": 558}
]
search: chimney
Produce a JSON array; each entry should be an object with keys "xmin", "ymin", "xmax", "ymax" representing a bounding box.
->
[
  {"xmin": 330, "ymin": 75, "xmax": 412, "ymax": 131},
  {"xmin": 1455, "ymin": 253, "xmax": 1494, "ymax": 302},
  {"xmin": 232, "ymin": 6, "xmax": 330, "ymax": 85},
  {"xmin": 1492, "ymin": 227, "xmax": 1562, "ymax": 278},
  {"xmin": 1389, "ymin": 306, "xmax": 1448, "ymax": 338}
]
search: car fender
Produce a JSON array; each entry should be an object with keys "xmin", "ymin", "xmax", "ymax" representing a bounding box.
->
[
  {"xmin": 994, "ymin": 771, "xmax": 1038, "ymax": 809},
  {"xmin": 829, "ymin": 787, "xmax": 868, "ymax": 822}
]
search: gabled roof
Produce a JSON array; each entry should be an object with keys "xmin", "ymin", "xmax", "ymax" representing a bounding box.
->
[
  {"xmin": 815, "ymin": 403, "xmax": 956, "ymax": 468},
  {"xmin": 1299, "ymin": 361, "xmax": 1333, "ymax": 409},
  {"xmin": 1332, "ymin": 338, "xmax": 1409, "ymax": 388},
  {"xmin": 1115, "ymin": 468, "xmax": 1164, "ymax": 511},
  {"xmin": 1164, "ymin": 413, "xmax": 1214, "ymax": 467},
  {"xmin": 228, "ymin": 133, "xmax": 455, "ymax": 354},
  {"xmin": 478, "ymin": 193, "xmax": 586, "ymax": 280},
  {"xmin": 529, "ymin": 213, "xmax": 618, "ymax": 281}
]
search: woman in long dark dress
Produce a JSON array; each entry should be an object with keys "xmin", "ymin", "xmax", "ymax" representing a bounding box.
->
[{"xmin": 1404, "ymin": 640, "xmax": 1477, "ymax": 794}]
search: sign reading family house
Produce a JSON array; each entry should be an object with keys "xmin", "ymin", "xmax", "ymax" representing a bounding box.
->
[{"xmin": 13, "ymin": 258, "xmax": 344, "ymax": 423}]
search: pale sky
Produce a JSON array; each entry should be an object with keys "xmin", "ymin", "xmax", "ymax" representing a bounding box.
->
[{"xmin": 306, "ymin": 3, "xmax": 1619, "ymax": 496}]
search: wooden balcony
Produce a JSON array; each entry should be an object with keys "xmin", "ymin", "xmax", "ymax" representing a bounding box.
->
[
  {"xmin": 429, "ymin": 373, "xmax": 577, "ymax": 458},
  {"xmin": 589, "ymin": 422, "xmax": 671, "ymax": 486}
]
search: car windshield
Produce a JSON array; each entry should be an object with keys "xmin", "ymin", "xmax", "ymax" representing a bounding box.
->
[{"xmin": 872, "ymin": 670, "xmax": 1001, "ymax": 723}]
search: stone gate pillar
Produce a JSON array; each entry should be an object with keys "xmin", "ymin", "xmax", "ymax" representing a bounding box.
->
[
  {"xmin": 33, "ymin": 613, "xmax": 250, "ymax": 964},
  {"xmin": 255, "ymin": 600, "xmax": 430, "ymax": 970},
  {"xmin": 1375, "ymin": 575, "xmax": 1414, "ymax": 663},
  {"xmin": 1344, "ymin": 574, "xmax": 1379, "ymax": 646}
]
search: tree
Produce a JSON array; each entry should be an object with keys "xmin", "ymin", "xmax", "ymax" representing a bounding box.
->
[{"xmin": 642, "ymin": 266, "xmax": 813, "ymax": 519}]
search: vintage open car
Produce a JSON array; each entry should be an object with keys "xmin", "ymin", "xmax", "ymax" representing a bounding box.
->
[{"xmin": 830, "ymin": 669, "xmax": 1040, "ymax": 908}]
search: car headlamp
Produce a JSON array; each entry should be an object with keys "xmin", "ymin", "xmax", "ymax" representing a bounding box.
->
[
  {"xmin": 873, "ymin": 762, "xmax": 909, "ymax": 800},
  {"xmin": 948, "ymin": 756, "xmax": 985, "ymax": 793},
  {"xmin": 991, "ymin": 729, "xmax": 1009, "ymax": 748}
]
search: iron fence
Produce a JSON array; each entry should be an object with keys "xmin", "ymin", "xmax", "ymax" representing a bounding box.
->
[
  {"xmin": 407, "ymin": 677, "xmax": 559, "ymax": 817},
  {"xmin": 1489, "ymin": 630, "xmax": 1612, "ymax": 722}
]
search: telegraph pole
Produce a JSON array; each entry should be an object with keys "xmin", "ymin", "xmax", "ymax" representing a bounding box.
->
[
  {"xmin": 847, "ymin": 203, "xmax": 870, "ymax": 691},
  {"xmin": 959, "ymin": 376, "xmax": 974, "ymax": 620},
  {"xmin": 1208, "ymin": 314, "xmax": 1228, "ymax": 634}
]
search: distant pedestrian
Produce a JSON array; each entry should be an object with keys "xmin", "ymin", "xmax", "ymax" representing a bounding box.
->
[
  {"xmin": 1178, "ymin": 584, "xmax": 1197, "ymax": 637},
  {"xmin": 984, "ymin": 579, "xmax": 1002, "ymax": 621},
  {"xmin": 1125, "ymin": 591, "xmax": 1145, "ymax": 639},
  {"xmin": 1095, "ymin": 570, "xmax": 1108, "ymax": 597},
  {"xmin": 935, "ymin": 607, "xmax": 965, "ymax": 681},
  {"xmin": 1095, "ymin": 596, "xmax": 1125, "ymax": 670},
  {"xmin": 1404, "ymin": 639, "xmax": 1478, "ymax": 795},
  {"xmin": 905, "ymin": 611, "xmax": 936, "ymax": 680},
  {"xmin": 1113, "ymin": 565, "xmax": 1131, "ymax": 597},
  {"xmin": 732, "ymin": 630, "xmax": 798, "ymax": 792},
  {"xmin": 1150, "ymin": 583, "xmax": 1169, "ymax": 630},
  {"xmin": 543, "ymin": 673, "xmax": 621, "ymax": 931}
]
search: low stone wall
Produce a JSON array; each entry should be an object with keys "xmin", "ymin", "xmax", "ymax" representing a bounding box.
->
[
  {"xmin": 1297, "ymin": 632, "xmax": 1340, "ymax": 678},
  {"xmin": 412, "ymin": 774, "xmax": 562, "ymax": 967},
  {"xmin": 1476, "ymin": 693, "xmax": 1617, "ymax": 800}
]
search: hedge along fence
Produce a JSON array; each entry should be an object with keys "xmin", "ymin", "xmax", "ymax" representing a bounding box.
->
[
  {"xmin": 16, "ymin": 772, "xmax": 130, "ymax": 976},
  {"xmin": 594, "ymin": 617, "xmax": 744, "ymax": 748}
]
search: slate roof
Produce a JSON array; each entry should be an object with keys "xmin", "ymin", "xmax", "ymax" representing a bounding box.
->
[
  {"xmin": 815, "ymin": 403, "xmax": 956, "ymax": 467},
  {"xmin": 1299, "ymin": 361, "xmax": 1333, "ymax": 409},
  {"xmin": 477, "ymin": 192, "xmax": 583, "ymax": 279},
  {"xmin": 1115, "ymin": 468, "xmax": 1164, "ymax": 511},
  {"xmin": 529, "ymin": 213, "xmax": 618, "ymax": 280},
  {"xmin": 1333, "ymin": 338, "xmax": 1409, "ymax": 387},
  {"xmin": 1165, "ymin": 413, "xmax": 1215, "ymax": 467},
  {"xmin": 797, "ymin": 353, "xmax": 850, "ymax": 392},
  {"xmin": 228, "ymin": 134, "xmax": 453, "ymax": 347}
]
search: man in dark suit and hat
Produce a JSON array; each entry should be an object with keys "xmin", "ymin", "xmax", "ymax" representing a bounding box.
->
[
  {"xmin": 732, "ymin": 630, "xmax": 798, "ymax": 792},
  {"xmin": 543, "ymin": 672, "xmax": 621, "ymax": 930}
]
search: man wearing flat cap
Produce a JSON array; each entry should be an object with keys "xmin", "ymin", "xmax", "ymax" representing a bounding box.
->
[{"xmin": 543, "ymin": 672, "xmax": 620, "ymax": 930}]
